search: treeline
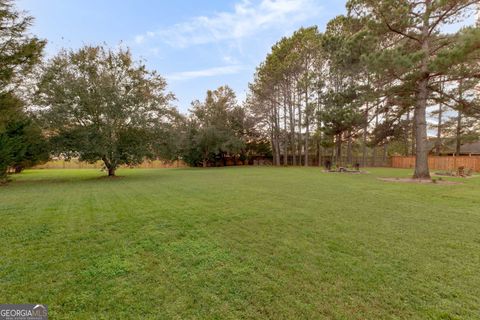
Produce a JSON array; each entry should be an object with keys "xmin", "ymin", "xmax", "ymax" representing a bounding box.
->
[
  {"xmin": 1, "ymin": 0, "xmax": 480, "ymax": 182},
  {"xmin": 248, "ymin": 0, "xmax": 480, "ymax": 178},
  {"xmin": 0, "ymin": 0, "xmax": 268, "ymax": 181}
]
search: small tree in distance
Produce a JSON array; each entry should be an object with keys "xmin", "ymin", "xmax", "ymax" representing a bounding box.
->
[
  {"xmin": 36, "ymin": 45, "xmax": 175, "ymax": 176},
  {"xmin": 181, "ymin": 86, "xmax": 248, "ymax": 167}
]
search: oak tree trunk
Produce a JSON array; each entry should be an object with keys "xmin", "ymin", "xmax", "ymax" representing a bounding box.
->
[{"xmin": 102, "ymin": 157, "xmax": 116, "ymax": 177}]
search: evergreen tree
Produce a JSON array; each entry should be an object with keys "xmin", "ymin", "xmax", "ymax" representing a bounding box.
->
[{"xmin": 347, "ymin": 0, "xmax": 480, "ymax": 178}]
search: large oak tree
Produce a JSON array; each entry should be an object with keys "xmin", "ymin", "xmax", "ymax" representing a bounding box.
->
[{"xmin": 36, "ymin": 45, "xmax": 175, "ymax": 176}]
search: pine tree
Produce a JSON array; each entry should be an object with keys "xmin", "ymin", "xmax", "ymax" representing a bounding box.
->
[{"xmin": 348, "ymin": 0, "xmax": 480, "ymax": 178}]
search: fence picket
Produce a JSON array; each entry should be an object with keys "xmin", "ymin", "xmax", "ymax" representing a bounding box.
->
[{"xmin": 391, "ymin": 156, "xmax": 480, "ymax": 172}]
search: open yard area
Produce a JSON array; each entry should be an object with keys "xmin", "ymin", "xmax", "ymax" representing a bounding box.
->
[
  {"xmin": 1, "ymin": 168, "xmax": 480, "ymax": 319},
  {"xmin": 2, "ymin": 0, "xmax": 479, "ymax": 318}
]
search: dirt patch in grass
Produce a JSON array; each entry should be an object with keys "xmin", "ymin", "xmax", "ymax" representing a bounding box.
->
[
  {"xmin": 378, "ymin": 177, "xmax": 462, "ymax": 185},
  {"xmin": 433, "ymin": 173, "xmax": 479, "ymax": 179},
  {"xmin": 322, "ymin": 170, "xmax": 369, "ymax": 174}
]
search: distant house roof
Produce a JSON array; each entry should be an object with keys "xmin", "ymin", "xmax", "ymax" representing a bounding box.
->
[
  {"xmin": 460, "ymin": 141, "xmax": 480, "ymax": 155},
  {"xmin": 427, "ymin": 138, "xmax": 454, "ymax": 155},
  {"xmin": 428, "ymin": 139, "xmax": 480, "ymax": 155}
]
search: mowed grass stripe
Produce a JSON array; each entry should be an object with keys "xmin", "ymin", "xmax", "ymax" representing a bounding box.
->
[{"xmin": 0, "ymin": 168, "xmax": 479, "ymax": 319}]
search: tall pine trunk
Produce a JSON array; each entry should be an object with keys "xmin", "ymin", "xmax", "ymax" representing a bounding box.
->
[
  {"xmin": 283, "ymin": 102, "xmax": 288, "ymax": 165},
  {"xmin": 304, "ymin": 89, "xmax": 309, "ymax": 167},
  {"xmin": 335, "ymin": 134, "xmax": 342, "ymax": 166},
  {"xmin": 404, "ymin": 111, "xmax": 410, "ymax": 156},
  {"xmin": 362, "ymin": 76, "xmax": 370, "ymax": 166},
  {"xmin": 456, "ymin": 110, "xmax": 462, "ymax": 155},
  {"xmin": 362, "ymin": 104, "xmax": 368, "ymax": 167},
  {"xmin": 435, "ymin": 80, "xmax": 444, "ymax": 156},
  {"xmin": 297, "ymin": 89, "xmax": 302, "ymax": 166},
  {"xmin": 383, "ymin": 143, "xmax": 388, "ymax": 164},
  {"xmin": 290, "ymin": 89, "xmax": 296, "ymax": 166},
  {"xmin": 372, "ymin": 112, "xmax": 379, "ymax": 166},
  {"xmin": 270, "ymin": 127, "xmax": 277, "ymax": 166},
  {"xmin": 435, "ymin": 103, "xmax": 443, "ymax": 156},
  {"xmin": 275, "ymin": 103, "xmax": 281, "ymax": 166},
  {"xmin": 413, "ymin": 17, "xmax": 431, "ymax": 179},
  {"xmin": 411, "ymin": 112, "xmax": 416, "ymax": 156},
  {"xmin": 275, "ymin": 139, "xmax": 281, "ymax": 166},
  {"xmin": 455, "ymin": 81, "xmax": 463, "ymax": 155},
  {"xmin": 316, "ymin": 139, "xmax": 321, "ymax": 167},
  {"xmin": 347, "ymin": 132, "xmax": 352, "ymax": 165},
  {"xmin": 413, "ymin": 77, "xmax": 430, "ymax": 179}
]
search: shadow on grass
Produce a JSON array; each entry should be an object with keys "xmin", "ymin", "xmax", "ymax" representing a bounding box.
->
[{"xmin": 6, "ymin": 169, "xmax": 181, "ymax": 187}]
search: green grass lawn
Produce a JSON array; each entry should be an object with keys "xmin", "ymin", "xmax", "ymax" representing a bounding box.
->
[{"xmin": 1, "ymin": 167, "xmax": 479, "ymax": 319}]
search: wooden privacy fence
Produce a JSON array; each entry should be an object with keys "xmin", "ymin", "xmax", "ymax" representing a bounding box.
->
[{"xmin": 391, "ymin": 155, "xmax": 480, "ymax": 172}]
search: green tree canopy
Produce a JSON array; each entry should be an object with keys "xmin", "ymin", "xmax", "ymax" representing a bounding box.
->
[
  {"xmin": 0, "ymin": 0, "xmax": 45, "ymax": 90},
  {"xmin": 0, "ymin": 93, "xmax": 49, "ymax": 181},
  {"xmin": 0, "ymin": 0, "xmax": 46, "ymax": 182},
  {"xmin": 36, "ymin": 45, "xmax": 176, "ymax": 176},
  {"xmin": 182, "ymin": 86, "xmax": 248, "ymax": 167},
  {"xmin": 347, "ymin": 0, "xmax": 480, "ymax": 178}
]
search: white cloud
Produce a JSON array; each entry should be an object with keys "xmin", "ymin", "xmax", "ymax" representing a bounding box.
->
[
  {"xmin": 166, "ymin": 65, "xmax": 245, "ymax": 81},
  {"xmin": 134, "ymin": 0, "xmax": 322, "ymax": 48},
  {"xmin": 134, "ymin": 35, "xmax": 145, "ymax": 44},
  {"xmin": 222, "ymin": 55, "xmax": 239, "ymax": 64}
]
